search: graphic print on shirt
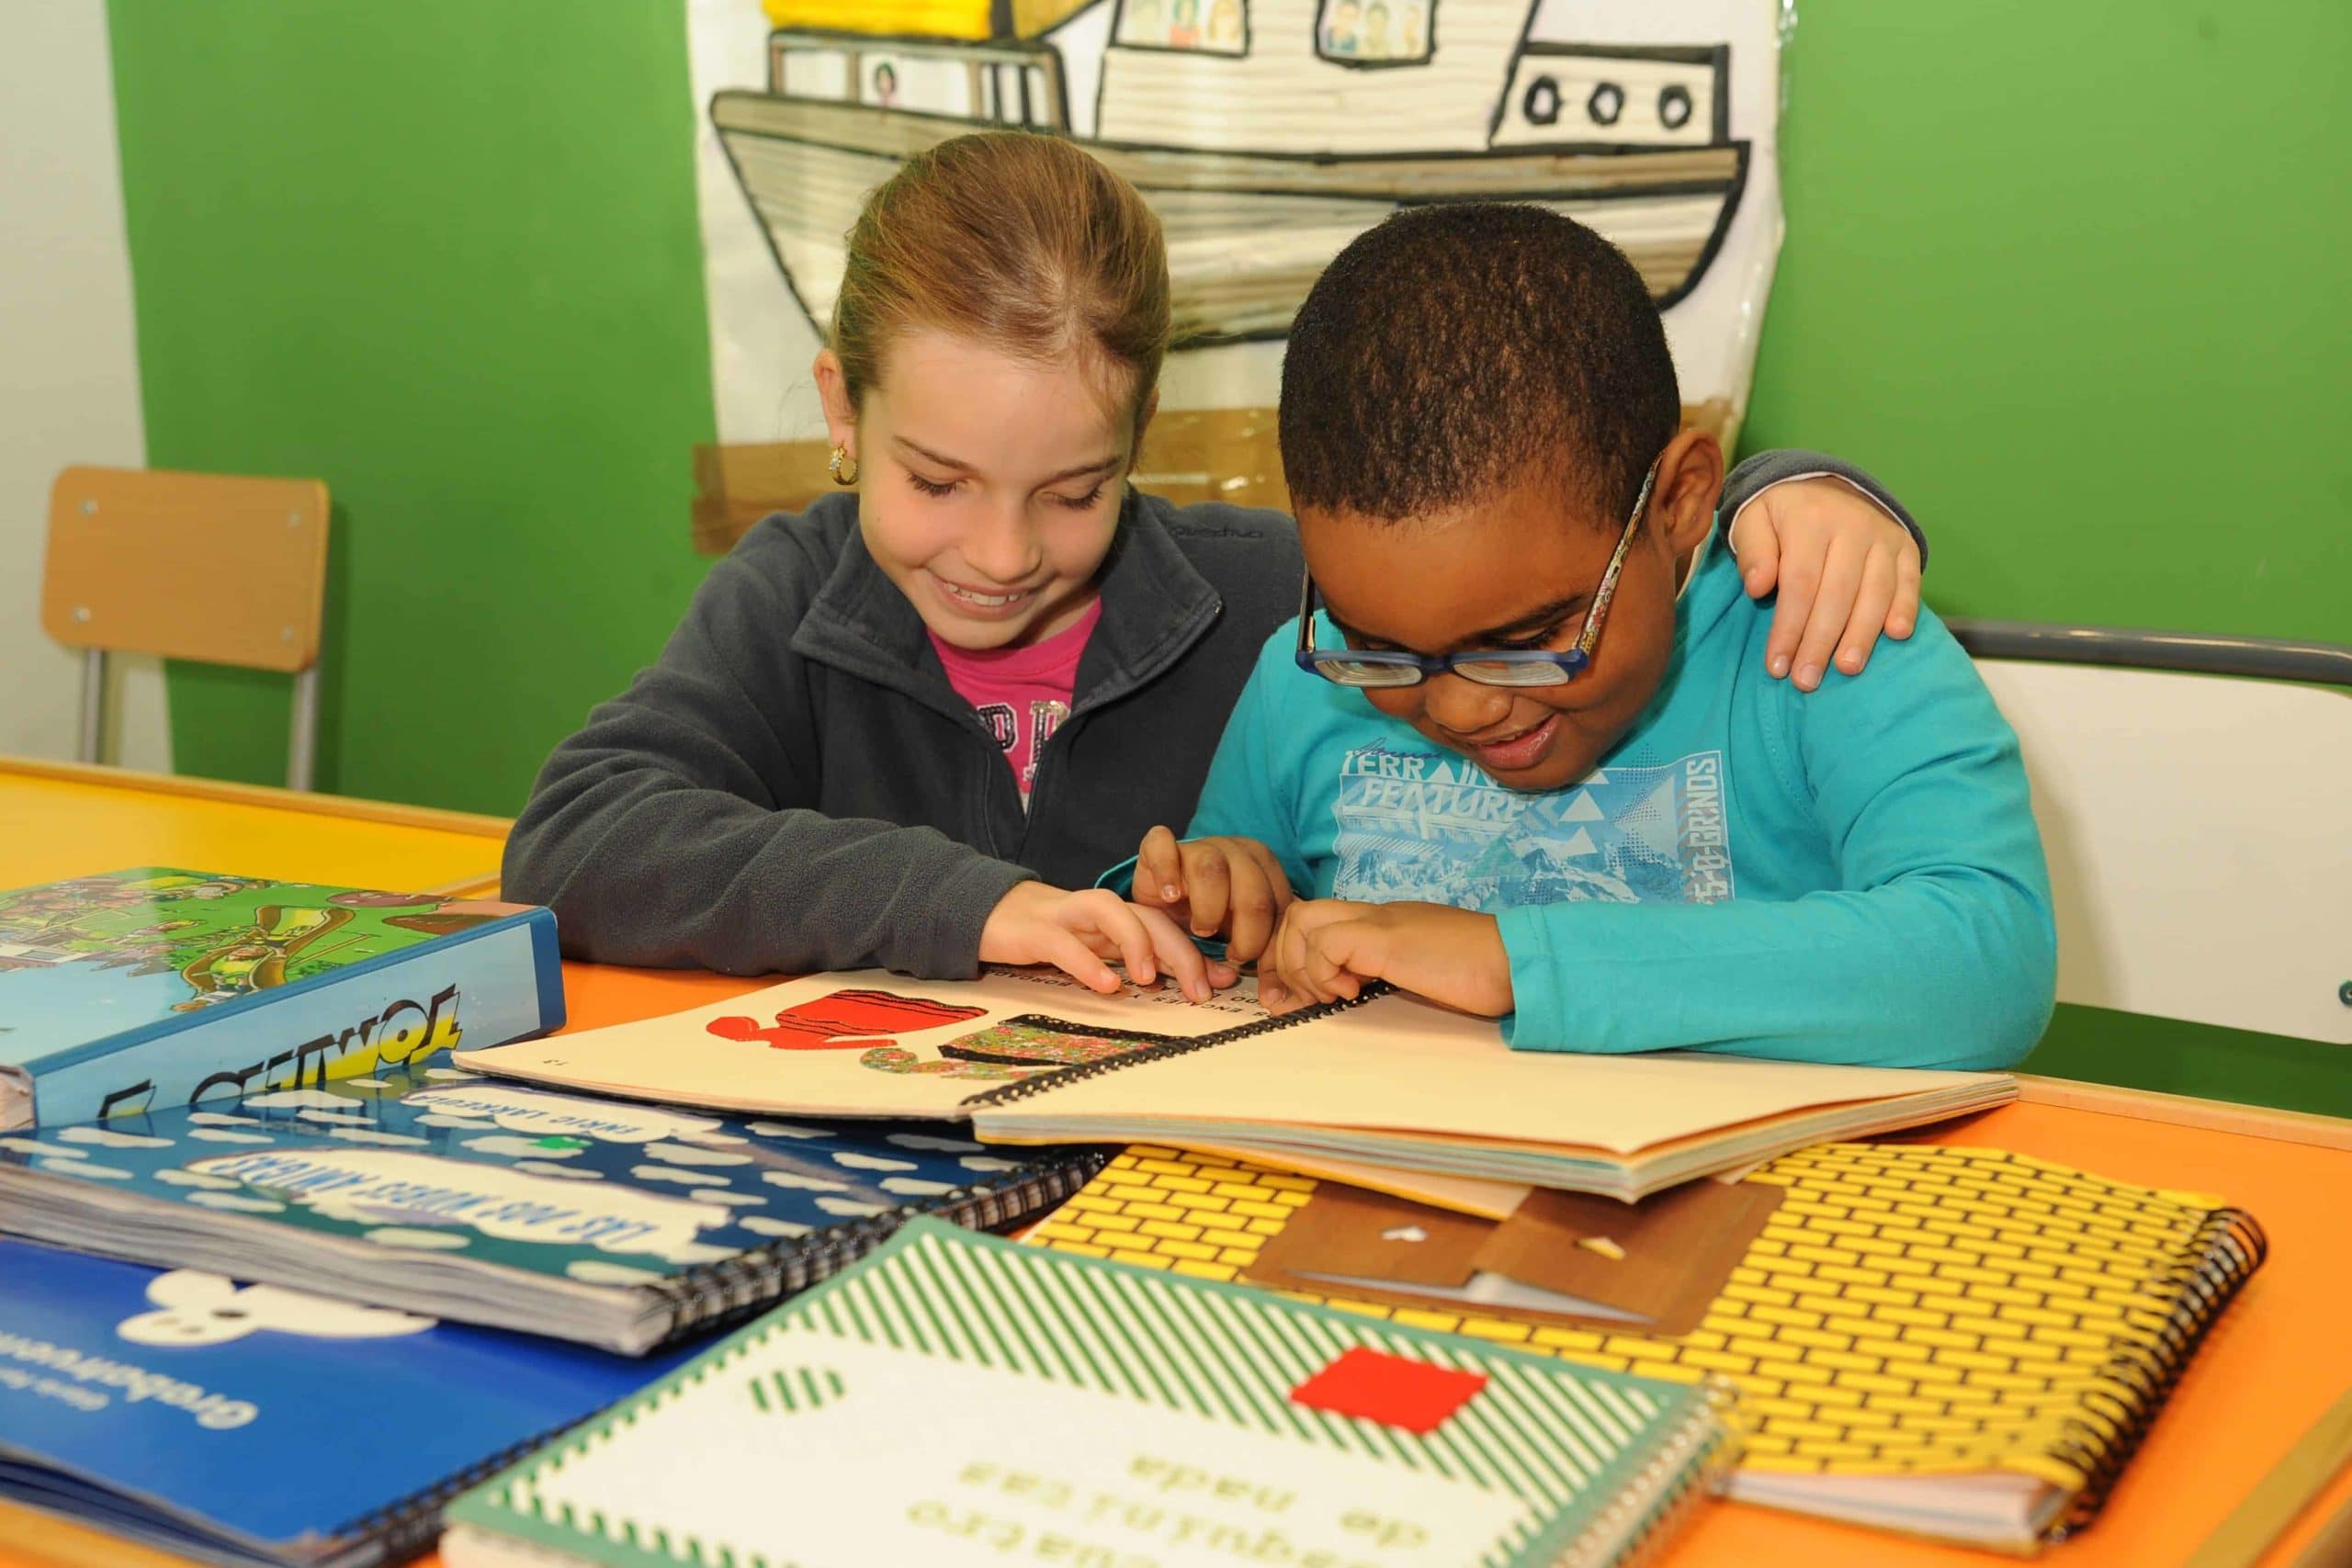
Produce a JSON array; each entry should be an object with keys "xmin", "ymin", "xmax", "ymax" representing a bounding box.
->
[
  {"xmin": 976, "ymin": 703, "xmax": 1018, "ymax": 751},
  {"xmin": 1025, "ymin": 700, "xmax": 1069, "ymax": 795},
  {"xmin": 973, "ymin": 699, "xmax": 1069, "ymax": 802},
  {"xmin": 1329, "ymin": 744, "xmax": 1734, "ymax": 909}
]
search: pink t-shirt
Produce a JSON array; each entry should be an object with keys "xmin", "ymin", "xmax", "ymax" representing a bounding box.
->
[{"xmin": 930, "ymin": 601, "xmax": 1102, "ymax": 807}]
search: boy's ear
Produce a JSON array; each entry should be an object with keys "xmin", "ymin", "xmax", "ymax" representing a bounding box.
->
[
  {"xmin": 1650, "ymin": 428, "xmax": 1725, "ymax": 557},
  {"xmin": 813, "ymin": 350, "xmax": 856, "ymax": 453}
]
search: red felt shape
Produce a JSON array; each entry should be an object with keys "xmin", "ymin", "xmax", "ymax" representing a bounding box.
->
[
  {"xmin": 1287, "ymin": 1347, "xmax": 1487, "ymax": 1434},
  {"xmin": 705, "ymin": 989, "xmax": 988, "ymax": 1051}
]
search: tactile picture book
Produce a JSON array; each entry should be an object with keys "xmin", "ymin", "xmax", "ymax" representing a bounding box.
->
[
  {"xmin": 0, "ymin": 1061, "xmax": 1102, "ymax": 1354},
  {"xmin": 0, "ymin": 868, "xmax": 561, "ymax": 1131},
  {"xmin": 0, "ymin": 1235, "xmax": 691, "ymax": 1568},
  {"xmin": 442, "ymin": 1219, "xmax": 1736, "ymax": 1568},
  {"xmin": 455, "ymin": 965, "xmax": 2015, "ymax": 1200},
  {"xmin": 1032, "ymin": 1143, "xmax": 2266, "ymax": 1551}
]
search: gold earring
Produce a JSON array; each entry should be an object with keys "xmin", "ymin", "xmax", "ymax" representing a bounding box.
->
[{"xmin": 828, "ymin": 445, "xmax": 859, "ymax": 487}]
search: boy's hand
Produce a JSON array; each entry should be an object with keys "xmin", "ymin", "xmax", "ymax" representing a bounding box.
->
[
  {"xmin": 1728, "ymin": 477, "xmax": 1922, "ymax": 692},
  {"xmin": 1134, "ymin": 827, "xmax": 1297, "ymax": 965},
  {"xmin": 978, "ymin": 882, "xmax": 1230, "ymax": 1002},
  {"xmin": 1258, "ymin": 899, "xmax": 1512, "ymax": 1020}
]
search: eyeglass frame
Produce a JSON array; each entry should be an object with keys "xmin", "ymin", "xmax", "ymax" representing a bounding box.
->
[{"xmin": 1292, "ymin": 460, "xmax": 1660, "ymax": 689}]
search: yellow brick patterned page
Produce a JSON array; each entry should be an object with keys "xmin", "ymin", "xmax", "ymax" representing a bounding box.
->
[{"xmin": 1027, "ymin": 1143, "xmax": 2257, "ymax": 1490}]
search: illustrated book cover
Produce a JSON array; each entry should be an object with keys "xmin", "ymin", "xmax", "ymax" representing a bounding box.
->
[{"xmin": 0, "ymin": 867, "xmax": 562, "ymax": 1131}]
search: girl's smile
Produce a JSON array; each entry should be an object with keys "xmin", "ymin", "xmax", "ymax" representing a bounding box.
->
[{"xmin": 821, "ymin": 327, "xmax": 1138, "ymax": 651}]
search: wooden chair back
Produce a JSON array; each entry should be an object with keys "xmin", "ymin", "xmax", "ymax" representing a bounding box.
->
[{"xmin": 41, "ymin": 466, "xmax": 330, "ymax": 672}]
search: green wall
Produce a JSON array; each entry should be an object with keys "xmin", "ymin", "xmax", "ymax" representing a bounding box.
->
[
  {"xmin": 106, "ymin": 1, "xmax": 717, "ymax": 811},
  {"xmin": 1742, "ymin": 0, "xmax": 2351, "ymax": 644},
  {"xmin": 104, "ymin": 2, "xmax": 2349, "ymax": 1111}
]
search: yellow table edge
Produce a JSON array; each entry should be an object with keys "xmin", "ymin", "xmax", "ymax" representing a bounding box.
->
[
  {"xmin": 0, "ymin": 758, "xmax": 513, "ymax": 841},
  {"xmin": 0, "ymin": 757, "xmax": 510, "ymax": 897}
]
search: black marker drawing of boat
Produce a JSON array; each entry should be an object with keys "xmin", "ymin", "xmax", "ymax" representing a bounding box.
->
[{"xmin": 715, "ymin": 0, "xmax": 1747, "ymax": 344}]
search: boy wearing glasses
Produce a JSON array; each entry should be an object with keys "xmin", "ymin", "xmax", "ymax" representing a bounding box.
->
[{"xmin": 1131, "ymin": 204, "xmax": 2054, "ymax": 1069}]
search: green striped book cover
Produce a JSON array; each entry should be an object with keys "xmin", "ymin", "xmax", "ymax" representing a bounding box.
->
[{"xmin": 442, "ymin": 1218, "xmax": 1734, "ymax": 1568}]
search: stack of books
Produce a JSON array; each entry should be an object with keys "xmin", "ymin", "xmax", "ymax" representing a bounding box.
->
[
  {"xmin": 0, "ymin": 887, "xmax": 2267, "ymax": 1564},
  {"xmin": 0, "ymin": 874, "xmax": 1102, "ymax": 1567}
]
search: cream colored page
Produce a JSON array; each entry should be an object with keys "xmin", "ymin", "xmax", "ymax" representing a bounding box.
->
[
  {"xmin": 454, "ymin": 966, "xmax": 1264, "ymax": 1118},
  {"xmin": 1172, "ymin": 1143, "xmax": 1531, "ymax": 1220},
  {"xmin": 985, "ymin": 988, "xmax": 2005, "ymax": 1156}
]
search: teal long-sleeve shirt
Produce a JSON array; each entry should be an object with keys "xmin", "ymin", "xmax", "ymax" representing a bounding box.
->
[{"xmin": 1174, "ymin": 527, "xmax": 2056, "ymax": 1070}]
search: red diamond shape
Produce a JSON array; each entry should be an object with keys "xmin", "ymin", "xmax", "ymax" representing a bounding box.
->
[{"xmin": 1288, "ymin": 1347, "xmax": 1487, "ymax": 1434}]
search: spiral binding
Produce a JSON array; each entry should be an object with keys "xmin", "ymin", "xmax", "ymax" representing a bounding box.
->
[
  {"xmin": 325, "ymin": 1145, "xmax": 1112, "ymax": 1561},
  {"xmin": 2042, "ymin": 1206, "xmax": 2267, "ymax": 1541},
  {"xmin": 1553, "ymin": 1377, "xmax": 1739, "ymax": 1568},
  {"xmin": 635, "ymin": 1144, "xmax": 1114, "ymax": 1341},
  {"xmin": 334, "ymin": 1416, "xmax": 597, "ymax": 1565},
  {"xmin": 958, "ymin": 980, "xmax": 1396, "ymax": 1110}
]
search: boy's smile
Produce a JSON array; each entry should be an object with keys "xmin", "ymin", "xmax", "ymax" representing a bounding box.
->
[
  {"xmin": 1298, "ymin": 442, "xmax": 1719, "ymax": 793},
  {"xmin": 1451, "ymin": 711, "xmax": 1562, "ymax": 774}
]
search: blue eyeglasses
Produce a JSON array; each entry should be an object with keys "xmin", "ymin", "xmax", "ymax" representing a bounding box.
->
[{"xmin": 1293, "ymin": 463, "xmax": 1657, "ymax": 689}]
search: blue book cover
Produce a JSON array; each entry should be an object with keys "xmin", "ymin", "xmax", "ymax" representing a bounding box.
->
[
  {"xmin": 0, "ymin": 1235, "xmax": 688, "ymax": 1568},
  {"xmin": 0, "ymin": 1059, "xmax": 1104, "ymax": 1353},
  {"xmin": 0, "ymin": 868, "xmax": 564, "ymax": 1131}
]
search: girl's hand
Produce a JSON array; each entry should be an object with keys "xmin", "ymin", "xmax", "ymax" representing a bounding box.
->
[
  {"xmin": 1258, "ymin": 898, "xmax": 1512, "ymax": 1019},
  {"xmin": 1134, "ymin": 827, "xmax": 1296, "ymax": 965},
  {"xmin": 978, "ymin": 882, "xmax": 1228, "ymax": 1001},
  {"xmin": 1727, "ymin": 477, "xmax": 1923, "ymax": 692}
]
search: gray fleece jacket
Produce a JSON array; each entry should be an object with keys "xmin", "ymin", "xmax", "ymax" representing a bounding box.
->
[{"xmin": 503, "ymin": 453, "xmax": 1919, "ymax": 979}]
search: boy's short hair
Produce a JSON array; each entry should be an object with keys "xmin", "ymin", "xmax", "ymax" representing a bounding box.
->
[{"xmin": 1279, "ymin": 202, "xmax": 1679, "ymax": 525}]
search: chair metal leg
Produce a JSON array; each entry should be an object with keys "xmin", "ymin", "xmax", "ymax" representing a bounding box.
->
[
  {"xmin": 77, "ymin": 649, "xmax": 107, "ymax": 765},
  {"xmin": 287, "ymin": 666, "xmax": 320, "ymax": 793}
]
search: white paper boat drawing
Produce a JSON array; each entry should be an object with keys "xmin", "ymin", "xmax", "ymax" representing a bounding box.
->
[{"xmin": 713, "ymin": 0, "xmax": 1748, "ymax": 344}]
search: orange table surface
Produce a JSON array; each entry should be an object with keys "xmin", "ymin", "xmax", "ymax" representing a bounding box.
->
[{"xmin": 3, "ymin": 770, "xmax": 2349, "ymax": 1568}]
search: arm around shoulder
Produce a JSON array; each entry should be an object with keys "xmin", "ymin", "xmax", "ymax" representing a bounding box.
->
[{"xmin": 1724, "ymin": 449, "xmax": 1927, "ymax": 564}]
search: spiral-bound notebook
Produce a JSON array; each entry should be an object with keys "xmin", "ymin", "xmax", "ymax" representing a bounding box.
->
[
  {"xmin": 0, "ymin": 1064, "xmax": 1101, "ymax": 1354},
  {"xmin": 442, "ymin": 1218, "xmax": 1734, "ymax": 1568},
  {"xmin": 1032, "ymin": 1142, "xmax": 2266, "ymax": 1552},
  {"xmin": 456, "ymin": 967, "xmax": 2014, "ymax": 1200},
  {"xmin": 0, "ymin": 1235, "xmax": 689, "ymax": 1568}
]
